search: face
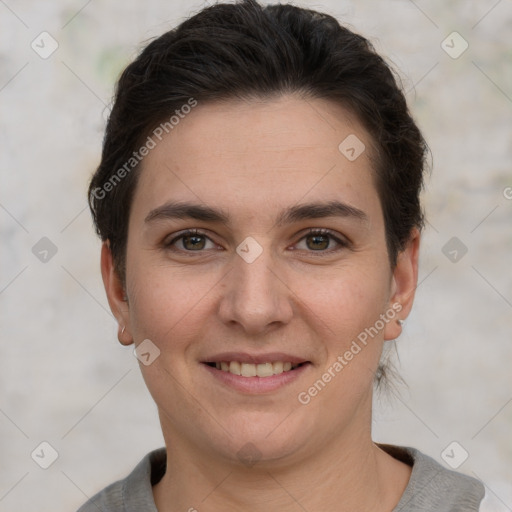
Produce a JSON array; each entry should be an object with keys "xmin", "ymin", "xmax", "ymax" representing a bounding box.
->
[{"xmin": 102, "ymin": 95, "xmax": 419, "ymax": 467}]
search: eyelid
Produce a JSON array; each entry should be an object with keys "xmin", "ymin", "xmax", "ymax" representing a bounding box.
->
[
  {"xmin": 163, "ymin": 227, "xmax": 349, "ymax": 253},
  {"xmin": 163, "ymin": 228, "xmax": 217, "ymax": 249},
  {"xmin": 292, "ymin": 228, "xmax": 349, "ymax": 252}
]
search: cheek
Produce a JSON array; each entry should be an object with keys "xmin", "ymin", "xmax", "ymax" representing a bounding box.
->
[
  {"xmin": 126, "ymin": 257, "xmax": 390, "ymax": 347},
  {"xmin": 291, "ymin": 262, "xmax": 391, "ymax": 398},
  {"xmin": 125, "ymin": 259, "xmax": 221, "ymax": 350},
  {"xmin": 294, "ymin": 263, "xmax": 390, "ymax": 340},
  {"xmin": 290, "ymin": 265, "xmax": 390, "ymax": 429}
]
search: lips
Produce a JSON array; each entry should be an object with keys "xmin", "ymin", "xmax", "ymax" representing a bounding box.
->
[
  {"xmin": 202, "ymin": 358, "xmax": 311, "ymax": 394},
  {"xmin": 202, "ymin": 352, "xmax": 310, "ymax": 379}
]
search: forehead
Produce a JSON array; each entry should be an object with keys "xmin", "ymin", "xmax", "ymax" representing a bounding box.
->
[{"xmin": 131, "ymin": 95, "xmax": 380, "ymax": 223}]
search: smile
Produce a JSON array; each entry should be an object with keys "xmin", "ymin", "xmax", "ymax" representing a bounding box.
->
[
  {"xmin": 201, "ymin": 357, "xmax": 311, "ymax": 394},
  {"xmin": 205, "ymin": 361, "xmax": 304, "ymax": 377}
]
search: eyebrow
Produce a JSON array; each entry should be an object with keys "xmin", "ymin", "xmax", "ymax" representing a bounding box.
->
[
  {"xmin": 275, "ymin": 200, "xmax": 368, "ymax": 226},
  {"xmin": 144, "ymin": 200, "xmax": 368, "ymax": 226},
  {"xmin": 145, "ymin": 202, "xmax": 230, "ymax": 224}
]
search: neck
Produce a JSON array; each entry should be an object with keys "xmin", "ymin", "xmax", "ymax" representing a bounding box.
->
[{"xmin": 153, "ymin": 416, "xmax": 411, "ymax": 512}]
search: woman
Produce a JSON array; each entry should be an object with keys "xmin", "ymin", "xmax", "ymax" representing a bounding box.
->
[{"xmin": 78, "ymin": 1, "xmax": 485, "ymax": 510}]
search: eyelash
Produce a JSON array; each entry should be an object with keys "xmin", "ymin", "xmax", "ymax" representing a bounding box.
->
[{"xmin": 164, "ymin": 228, "xmax": 349, "ymax": 255}]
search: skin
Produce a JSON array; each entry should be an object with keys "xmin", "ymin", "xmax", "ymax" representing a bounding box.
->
[{"xmin": 101, "ymin": 95, "xmax": 420, "ymax": 511}]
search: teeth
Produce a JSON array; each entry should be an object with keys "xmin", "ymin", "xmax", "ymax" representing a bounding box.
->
[
  {"xmin": 229, "ymin": 361, "xmax": 241, "ymax": 375},
  {"xmin": 257, "ymin": 362, "xmax": 274, "ymax": 377},
  {"xmin": 273, "ymin": 361, "xmax": 284, "ymax": 374},
  {"xmin": 213, "ymin": 361, "xmax": 301, "ymax": 377},
  {"xmin": 241, "ymin": 363, "xmax": 256, "ymax": 377}
]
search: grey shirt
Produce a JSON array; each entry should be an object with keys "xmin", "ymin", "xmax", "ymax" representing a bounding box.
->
[{"xmin": 77, "ymin": 444, "xmax": 484, "ymax": 511}]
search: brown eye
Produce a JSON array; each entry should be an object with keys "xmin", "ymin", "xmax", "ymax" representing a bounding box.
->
[
  {"xmin": 294, "ymin": 229, "xmax": 347, "ymax": 253},
  {"xmin": 181, "ymin": 234, "xmax": 206, "ymax": 250},
  {"xmin": 306, "ymin": 233, "xmax": 330, "ymax": 250},
  {"xmin": 165, "ymin": 229, "xmax": 216, "ymax": 252}
]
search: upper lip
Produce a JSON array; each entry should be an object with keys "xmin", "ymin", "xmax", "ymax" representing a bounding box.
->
[{"xmin": 201, "ymin": 352, "xmax": 310, "ymax": 365}]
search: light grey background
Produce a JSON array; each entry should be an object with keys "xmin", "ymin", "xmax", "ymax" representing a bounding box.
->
[{"xmin": 1, "ymin": 0, "xmax": 511, "ymax": 510}]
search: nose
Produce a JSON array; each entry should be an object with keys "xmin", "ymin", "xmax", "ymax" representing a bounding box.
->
[{"xmin": 217, "ymin": 245, "xmax": 294, "ymax": 336}]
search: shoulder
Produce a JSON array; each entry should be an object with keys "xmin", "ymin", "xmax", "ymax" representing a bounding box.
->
[
  {"xmin": 76, "ymin": 447, "xmax": 166, "ymax": 512},
  {"xmin": 76, "ymin": 479, "xmax": 124, "ymax": 512},
  {"xmin": 379, "ymin": 444, "xmax": 485, "ymax": 512}
]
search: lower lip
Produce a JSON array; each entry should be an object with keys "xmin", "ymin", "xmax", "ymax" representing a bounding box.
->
[{"xmin": 201, "ymin": 363, "xmax": 311, "ymax": 394}]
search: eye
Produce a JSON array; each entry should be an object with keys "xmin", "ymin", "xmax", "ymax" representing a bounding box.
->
[
  {"xmin": 163, "ymin": 228, "xmax": 348, "ymax": 255},
  {"xmin": 165, "ymin": 229, "xmax": 217, "ymax": 251},
  {"xmin": 294, "ymin": 229, "xmax": 348, "ymax": 253}
]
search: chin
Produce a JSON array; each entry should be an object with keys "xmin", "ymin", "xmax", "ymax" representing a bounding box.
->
[{"xmin": 203, "ymin": 409, "xmax": 312, "ymax": 467}]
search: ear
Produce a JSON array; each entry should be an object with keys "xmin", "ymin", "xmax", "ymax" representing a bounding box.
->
[
  {"xmin": 100, "ymin": 241, "xmax": 133, "ymax": 346},
  {"xmin": 383, "ymin": 228, "xmax": 420, "ymax": 341}
]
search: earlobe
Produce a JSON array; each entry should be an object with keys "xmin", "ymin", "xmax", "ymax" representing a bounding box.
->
[
  {"xmin": 383, "ymin": 229, "xmax": 420, "ymax": 341},
  {"xmin": 117, "ymin": 323, "xmax": 132, "ymax": 346},
  {"xmin": 100, "ymin": 241, "xmax": 133, "ymax": 346}
]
